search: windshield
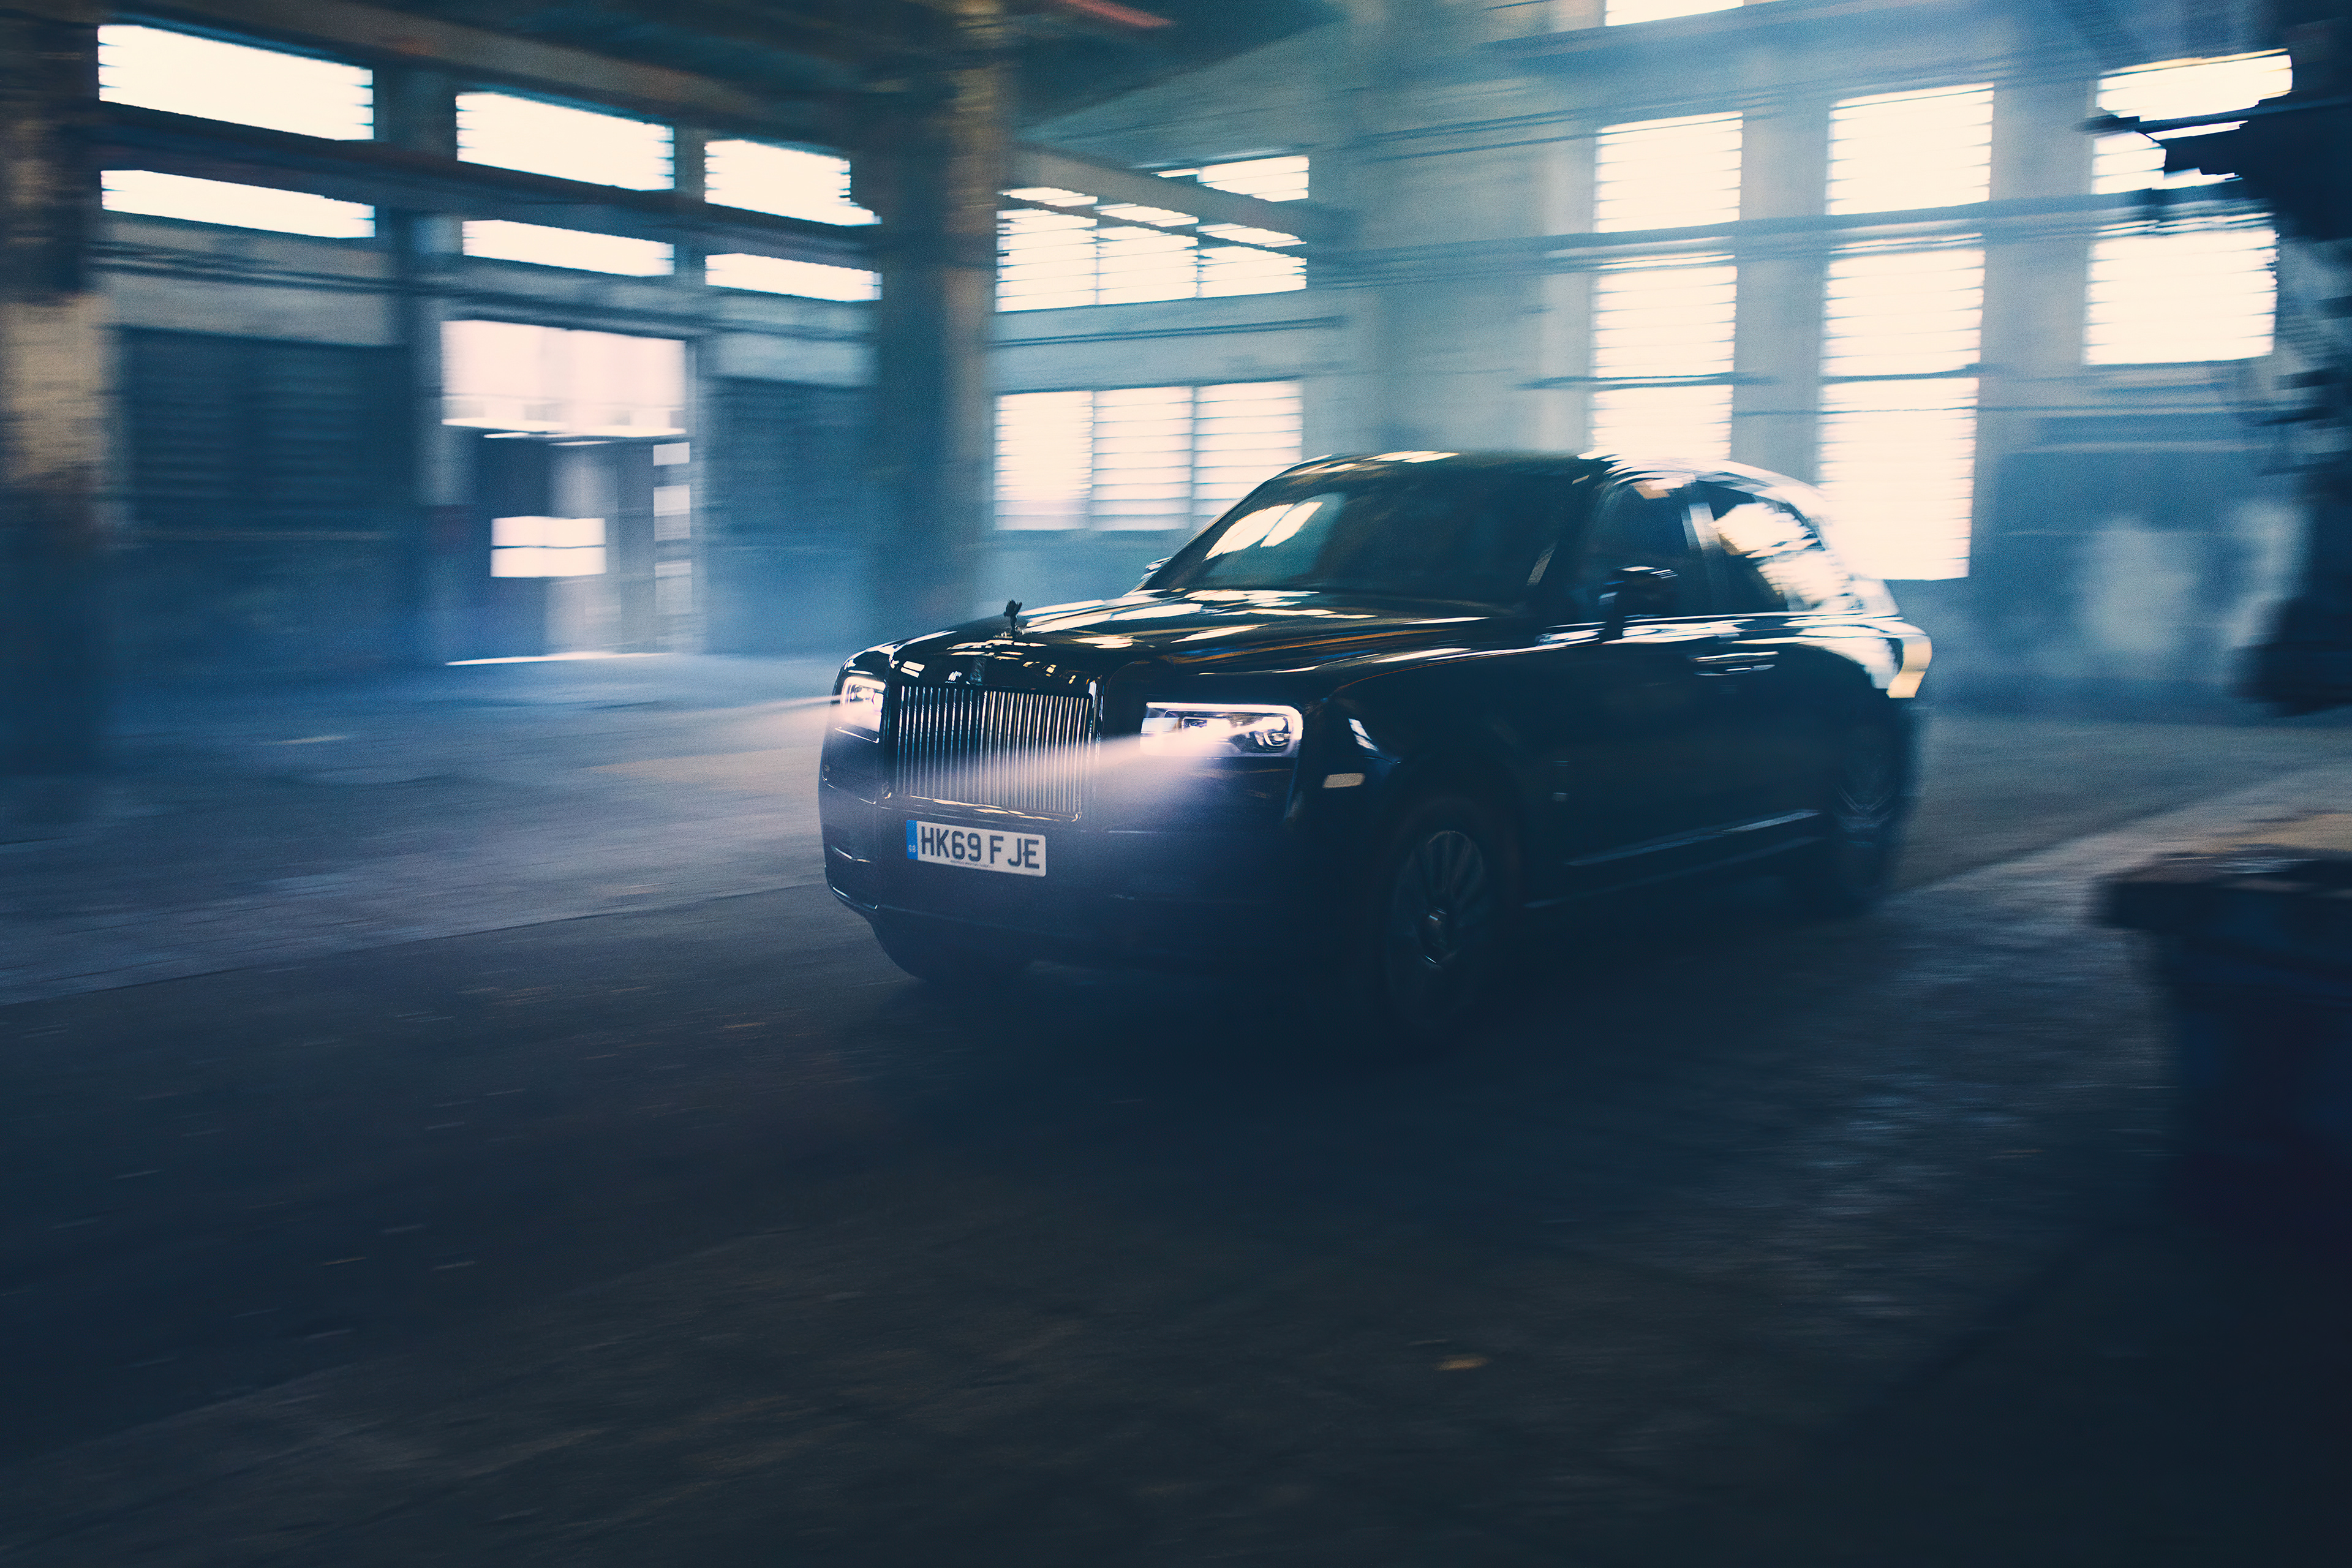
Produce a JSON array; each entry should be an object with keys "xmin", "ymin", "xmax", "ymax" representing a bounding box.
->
[{"xmin": 1152, "ymin": 471, "xmax": 1575, "ymax": 606}]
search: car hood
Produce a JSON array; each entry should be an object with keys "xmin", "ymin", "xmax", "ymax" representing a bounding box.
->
[{"xmin": 888, "ymin": 592, "xmax": 1527, "ymax": 682}]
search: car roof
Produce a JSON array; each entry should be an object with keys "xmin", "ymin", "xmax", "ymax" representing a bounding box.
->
[{"xmin": 1276, "ymin": 450, "xmax": 1828, "ymax": 511}]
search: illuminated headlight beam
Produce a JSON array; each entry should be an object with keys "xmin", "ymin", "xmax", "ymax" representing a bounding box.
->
[{"xmin": 1139, "ymin": 703, "xmax": 1302, "ymax": 758}]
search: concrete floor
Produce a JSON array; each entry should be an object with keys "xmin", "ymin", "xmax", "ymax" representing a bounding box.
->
[{"xmin": 1, "ymin": 657, "xmax": 2348, "ymax": 1566}]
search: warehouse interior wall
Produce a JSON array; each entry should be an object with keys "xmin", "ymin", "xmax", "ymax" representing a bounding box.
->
[{"xmin": 87, "ymin": 0, "xmax": 2307, "ymax": 711}]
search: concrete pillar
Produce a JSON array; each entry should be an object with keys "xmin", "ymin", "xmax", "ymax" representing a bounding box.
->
[
  {"xmin": 1730, "ymin": 89, "xmax": 1831, "ymax": 480},
  {"xmin": 1977, "ymin": 69, "xmax": 2097, "ymax": 523},
  {"xmin": 858, "ymin": 0, "xmax": 1010, "ymax": 635},
  {"xmin": 670, "ymin": 125, "xmax": 709, "ymax": 288},
  {"xmin": 0, "ymin": 5, "xmax": 108, "ymax": 774},
  {"xmin": 375, "ymin": 66, "xmax": 467, "ymax": 663}
]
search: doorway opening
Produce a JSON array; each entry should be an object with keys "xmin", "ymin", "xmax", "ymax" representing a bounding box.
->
[{"xmin": 442, "ymin": 321, "xmax": 692, "ymax": 660}]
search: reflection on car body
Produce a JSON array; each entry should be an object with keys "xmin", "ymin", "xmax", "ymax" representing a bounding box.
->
[{"xmin": 819, "ymin": 451, "xmax": 1930, "ymax": 1050}]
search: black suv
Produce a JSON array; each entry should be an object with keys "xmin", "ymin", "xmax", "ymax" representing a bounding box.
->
[{"xmin": 820, "ymin": 453, "xmax": 1929, "ymax": 1044}]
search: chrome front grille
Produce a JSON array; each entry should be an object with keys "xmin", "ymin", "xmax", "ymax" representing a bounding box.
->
[{"xmin": 891, "ymin": 685, "xmax": 1096, "ymax": 818}]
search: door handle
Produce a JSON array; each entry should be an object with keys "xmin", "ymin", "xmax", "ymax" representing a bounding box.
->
[{"xmin": 1689, "ymin": 650, "xmax": 1776, "ymax": 675}]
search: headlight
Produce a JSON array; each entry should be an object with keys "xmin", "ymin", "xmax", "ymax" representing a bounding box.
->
[
  {"xmin": 835, "ymin": 672, "xmax": 884, "ymax": 739},
  {"xmin": 1140, "ymin": 703, "xmax": 1301, "ymax": 757}
]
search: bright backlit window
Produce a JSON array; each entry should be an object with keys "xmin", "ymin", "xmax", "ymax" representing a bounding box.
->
[
  {"xmin": 102, "ymin": 170, "xmax": 373, "ymax": 238},
  {"xmin": 1817, "ymin": 242, "xmax": 1985, "ymax": 579},
  {"xmin": 706, "ymin": 254, "xmax": 880, "ymax": 301},
  {"xmin": 706, "ymin": 140, "xmax": 876, "ymax": 225},
  {"xmin": 491, "ymin": 516, "xmax": 605, "ymax": 578},
  {"xmin": 1001, "ymin": 156, "xmax": 1307, "ymax": 309},
  {"xmin": 1822, "ymin": 244, "xmax": 1984, "ymax": 377},
  {"xmin": 442, "ymin": 322, "xmax": 686, "ymax": 438},
  {"xmin": 2086, "ymin": 224, "xmax": 2275, "ymax": 364},
  {"xmin": 99, "ymin": 24, "xmax": 371, "ymax": 139},
  {"xmin": 1606, "ymin": 0, "xmax": 1738, "ymax": 21},
  {"xmin": 1585, "ymin": 258, "xmax": 1738, "ymax": 462},
  {"xmin": 1591, "ymin": 386, "xmax": 1733, "ymax": 464},
  {"xmin": 1828, "ymin": 84, "xmax": 1994, "ymax": 214},
  {"xmin": 1817, "ymin": 379, "xmax": 1979, "ymax": 581},
  {"xmin": 998, "ymin": 210, "xmax": 1300, "ymax": 311},
  {"xmin": 1158, "ymin": 155, "xmax": 1311, "ymax": 202},
  {"xmin": 1592, "ymin": 260, "xmax": 1738, "ymax": 379},
  {"xmin": 462, "ymin": 221, "xmax": 672, "ymax": 276},
  {"xmin": 456, "ymin": 93, "xmax": 671, "ymax": 190},
  {"xmin": 1594, "ymin": 114, "xmax": 1743, "ymax": 232},
  {"xmin": 996, "ymin": 382, "xmax": 1302, "ymax": 530},
  {"xmin": 2095, "ymin": 53, "xmax": 2292, "ymax": 192}
]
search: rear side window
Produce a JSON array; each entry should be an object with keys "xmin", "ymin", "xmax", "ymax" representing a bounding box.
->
[{"xmin": 1694, "ymin": 484, "xmax": 1855, "ymax": 614}]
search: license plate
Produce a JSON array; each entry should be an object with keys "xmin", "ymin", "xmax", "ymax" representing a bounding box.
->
[{"xmin": 907, "ymin": 819, "xmax": 1047, "ymax": 877}]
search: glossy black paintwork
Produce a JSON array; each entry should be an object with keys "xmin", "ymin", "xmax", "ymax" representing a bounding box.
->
[{"xmin": 819, "ymin": 454, "xmax": 1929, "ymax": 971}]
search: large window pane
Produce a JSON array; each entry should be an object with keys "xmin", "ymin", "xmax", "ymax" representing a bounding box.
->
[
  {"xmin": 1606, "ymin": 0, "xmax": 1737, "ymax": 21},
  {"xmin": 2086, "ymin": 225, "xmax": 2274, "ymax": 364},
  {"xmin": 1817, "ymin": 379, "xmax": 1978, "ymax": 581},
  {"xmin": 102, "ymin": 171, "xmax": 372, "ymax": 238},
  {"xmin": 1589, "ymin": 385, "xmax": 1733, "ymax": 464},
  {"xmin": 1592, "ymin": 260, "xmax": 1738, "ymax": 379},
  {"xmin": 994, "ymin": 382, "xmax": 1303, "ymax": 530},
  {"xmin": 706, "ymin": 140, "xmax": 876, "ymax": 224},
  {"xmin": 456, "ymin": 92, "xmax": 671, "ymax": 190},
  {"xmin": 1594, "ymin": 114, "xmax": 1742, "ymax": 232},
  {"xmin": 462, "ymin": 221, "xmax": 673, "ymax": 276},
  {"xmin": 1823, "ymin": 245, "xmax": 1984, "ymax": 377},
  {"xmin": 1158, "ymin": 155, "xmax": 1310, "ymax": 202},
  {"xmin": 99, "ymin": 24, "xmax": 371, "ymax": 140},
  {"xmin": 1828, "ymin": 85, "xmax": 1993, "ymax": 214},
  {"xmin": 2095, "ymin": 53, "xmax": 2291, "ymax": 193},
  {"xmin": 706, "ymin": 254, "xmax": 879, "ymax": 301}
]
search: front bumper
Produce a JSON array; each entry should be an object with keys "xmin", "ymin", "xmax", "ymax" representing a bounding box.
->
[{"xmin": 819, "ymin": 780, "xmax": 1329, "ymax": 971}]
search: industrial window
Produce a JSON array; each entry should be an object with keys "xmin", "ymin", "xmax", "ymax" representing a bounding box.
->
[
  {"xmin": 2085, "ymin": 224, "xmax": 2275, "ymax": 364},
  {"xmin": 2095, "ymin": 53, "xmax": 2291, "ymax": 193},
  {"xmin": 1590, "ymin": 386, "xmax": 1734, "ymax": 464},
  {"xmin": 706, "ymin": 254, "xmax": 880, "ymax": 301},
  {"xmin": 1605, "ymin": 0, "xmax": 1738, "ymax": 21},
  {"xmin": 462, "ymin": 221, "xmax": 673, "ymax": 276},
  {"xmin": 491, "ymin": 516, "xmax": 606, "ymax": 578},
  {"xmin": 441, "ymin": 321, "xmax": 686, "ymax": 437},
  {"xmin": 1817, "ymin": 243, "xmax": 1985, "ymax": 580},
  {"xmin": 1822, "ymin": 244, "xmax": 1984, "ymax": 377},
  {"xmin": 1816, "ymin": 379, "xmax": 1978, "ymax": 581},
  {"xmin": 705, "ymin": 141, "xmax": 876, "ymax": 225},
  {"xmin": 102, "ymin": 171, "xmax": 373, "ymax": 238},
  {"xmin": 456, "ymin": 92, "xmax": 671, "ymax": 190},
  {"xmin": 997, "ymin": 204, "xmax": 1301, "ymax": 311},
  {"xmin": 995, "ymin": 382, "xmax": 1302, "ymax": 530},
  {"xmin": 1585, "ymin": 258, "xmax": 1738, "ymax": 461},
  {"xmin": 99, "ymin": 24, "xmax": 371, "ymax": 139},
  {"xmin": 1827, "ymin": 84, "xmax": 1994, "ymax": 214},
  {"xmin": 1593, "ymin": 114, "xmax": 1742, "ymax": 233},
  {"xmin": 1157, "ymin": 155, "xmax": 1311, "ymax": 202}
]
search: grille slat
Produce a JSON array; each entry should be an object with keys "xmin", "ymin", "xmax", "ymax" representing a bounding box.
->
[{"xmin": 892, "ymin": 684, "xmax": 1094, "ymax": 818}]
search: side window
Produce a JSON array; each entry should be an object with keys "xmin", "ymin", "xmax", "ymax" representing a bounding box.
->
[
  {"xmin": 1695, "ymin": 483, "xmax": 1855, "ymax": 614},
  {"xmin": 1552, "ymin": 481, "xmax": 1705, "ymax": 623}
]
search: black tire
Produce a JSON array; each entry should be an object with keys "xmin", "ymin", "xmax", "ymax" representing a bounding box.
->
[
  {"xmin": 1785, "ymin": 722, "xmax": 1909, "ymax": 916},
  {"xmin": 1329, "ymin": 793, "xmax": 1520, "ymax": 1057},
  {"xmin": 870, "ymin": 918, "xmax": 1031, "ymax": 986}
]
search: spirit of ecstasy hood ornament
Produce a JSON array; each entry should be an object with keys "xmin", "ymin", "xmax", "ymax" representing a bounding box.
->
[{"xmin": 1003, "ymin": 599, "xmax": 1022, "ymax": 636}]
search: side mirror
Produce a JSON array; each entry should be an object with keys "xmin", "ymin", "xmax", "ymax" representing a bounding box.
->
[
  {"xmin": 1133, "ymin": 556, "xmax": 1171, "ymax": 591},
  {"xmin": 1599, "ymin": 565, "xmax": 1678, "ymax": 641}
]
